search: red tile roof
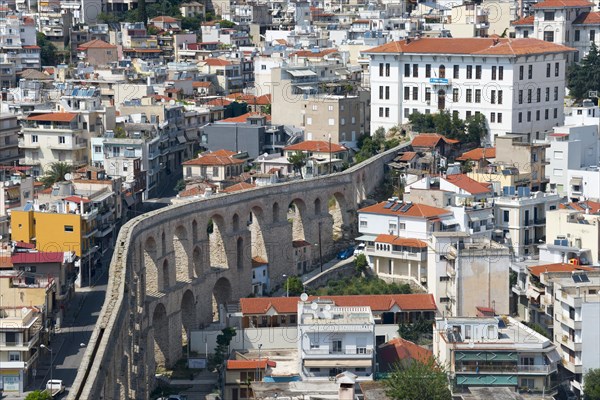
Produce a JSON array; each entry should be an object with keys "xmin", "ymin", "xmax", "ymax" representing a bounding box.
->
[
  {"xmin": 240, "ymin": 294, "xmax": 437, "ymax": 315},
  {"xmin": 252, "ymin": 256, "xmax": 268, "ymax": 267},
  {"xmin": 205, "ymin": 98, "xmax": 232, "ymax": 107},
  {"xmin": 397, "ymin": 151, "xmax": 418, "ymax": 161},
  {"xmin": 411, "ymin": 133, "xmax": 459, "ymax": 148},
  {"xmin": 290, "ymin": 49, "xmax": 338, "ymax": 58},
  {"xmin": 226, "ymin": 359, "xmax": 276, "ymax": 370},
  {"xmin": 183, "ymin": 153, "xmax": 244, "ymax": 166},
  {"xmin": 192, "ymin": 81, "xmax": 212, "ymax": 88},
  {"xmin": 284, "ymin": 140, "xmax": 347, "ymax": 153},
  {"xmin": 528, "ymin": 263, "xmax": 594, "ymax": 277},
  {"xmin": 456, "ymin": 147, "xmax": 496, "ymax": 161},
  {"xmin": 222, "ymin": 182, "xmax": 256, "ymax": 193},
  {"xmin": 378, "ymin": 337, "xmax": 433, "ymax": 371},
  {"xmin": 64, "ymin": 195, "xmax": 91, "ymax": 203},
  {"xmin": 573, "ymin": 11, "xmax": 600, "ymax": 24},
  {"xmin": 12, "ymin": 251, "xmax": 65, "ymax": 264},
  {"xmin": 0, "ymin": 256, "xmax": 12, "ymax": 268},
  {"xmin": 14, "ymin": 241, "xmax": 35, "ymax": 249},
  {"xmin": 77, "ymin": 39, "xmax": 116, "ymax": 50},
  {"xmin": 533, "ymin": 0, "xmax": 593, "ymax": 8},
  {"xmin": 211, "ymin": 149, "xmax": 237, "ymax": 157},
  {"xmin": 375, "ymin": 234, "xmax": 427, "ymax": 248},
  {"xmin": 203, "ymin": 58, "xmax": 232, "ymax": 66},
  {"xmin": 560, "ymin": 200, "xmax": 600, "ymax": 213},
  {"xmin": 511, "ymin": 16, "xmax": 535, "ymax": 25},
  {"xmin": 151, "ymin": 15, "xmax": 181, "ymax": 22},
  {"xmin": 359, "ymin": 201, "xmax": 452, "ymax": 219},
  {"xmin": 27, "ymin": 112, "xmax": 77, "ymax": 122},
  {"xmin": 178, "ymin": 183, "xmax": 216, "ymax": 197},
  {"xmin": 292, "ymin": 240, "xmax": 312, "ymax": 248},
  {"xmin": 219, "ymin": 112, "xmax": 271, "ymax": 123},
  {"xmin": 226, "ymin": 93, "xmax": 271, "ymax": 105},
  {"xmin": 444, "ymin": 174, "xmax": 492, "ymax": 195},
  {"xmin": 364, "ymin": 38, "xmax": 576, "ymax": 56}
]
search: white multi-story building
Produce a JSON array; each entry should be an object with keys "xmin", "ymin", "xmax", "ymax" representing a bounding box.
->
[
  {"xmin": 364, "ymin": 37, "xmax": 573, "ymax": 142},
  {"xmin": 0, "ymin": 15, "xmax": 39, "ymax": 71},
  {"xmin": 428, "ymin": 232, "xmax": 511, "ymax": 317},
  {"xmin": 298, "ymin": 299, "xmax": 375, "ymax": 381}
]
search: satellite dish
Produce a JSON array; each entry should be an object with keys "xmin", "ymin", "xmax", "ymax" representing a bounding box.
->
[
  {"xmin": 21, "ymin": 307, "xmax": 28, "ymax": 315},
  {"xmin": 325, "ymin": 304, "xmax": 332, "ymax": 311},
  {"xmin": 64, "ymin": 173, "xmax": 73, "ymax": 181},
  {"xmin": 300, "ymin": 293, "xmax": 308, "ymax": 302},
  {"xmin": 311, "ymin": 302, "xmax": 318, "ymax": 310}
]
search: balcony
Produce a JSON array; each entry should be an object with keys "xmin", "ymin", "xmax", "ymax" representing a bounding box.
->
[
  {"xmin": 0, "ymin": 331, "xmax": 40, "ymax": 351},
  {"xmin": 18, "ymin": 139, "xmax": 40, "ymax": 149},
  {"xmin": 555, "ymin": 312, "xmax": 581, "ymax": 330},
  {"xmin": 562, "ymin": 357, "xmax": 582, "ymax": 374},
  {"xmin": 534, "ymin": 218, "xmax": 546, "ymax": 225},
  {"xmin": 303, "ymin": 347, "xmax": 374, "ymax": 358},
  {"xmin": 447, "ymin": 264, "xmax": 456, "ymax": 277},
  {"xmin": 48, "ymin": 139, "xmax": 87, "ymax": 151},
  {"xmin": 18, "ymin": 158, "xmax": 41, "ymax": 166},
  {"xmin": 559, "ymin": 334, "xmax": 582, "ymax": 352},
  {"xmin": 512, "ymin": 283, "xmax": 526, "ymax": 296}
]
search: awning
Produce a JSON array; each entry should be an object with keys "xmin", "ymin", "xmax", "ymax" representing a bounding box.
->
[
  {"xmin": 441, "ymin": 218, "xmax": 459, "ymax": 226},
  {"xmin": 526, "ymin": 286, "xmax": 541, "ymax": 301},
  {"xmin": 469, "ymin": 216, "xmax": 480, "ymax": 222},
  {"xmin": 304, "ymin": 359, "xmax": 372, "ymax": 368},
  {"xmin": 546, "ymin": 350, "xmax": 561, "ymax": 364},
  {"xmin": 355, "ymin": 234, "xmax": 378, "ymax": 242},
  {"xmin": 288, "ymin": 69, "xmax": 317, "ymax": 77},
  {"xmin": 4, "ymin": 188, "xmax": 19, "ymax": 200},
  {"xmin": 571, "ymin": 177, "xmax": 583, "ymax": 185},
  {"xmin": 297, "ymin": 85, "xmax": 315, "ymax": 91},
  {"xmin": 177, "ymin": 135, "xmax": 187, "ymax": 144}
]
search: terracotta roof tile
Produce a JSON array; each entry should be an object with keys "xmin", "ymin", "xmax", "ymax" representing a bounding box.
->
[
  {"xmin": 290, "ymin": 49, "xmax": 338, "ymax": 58},
  {"xmin": 252, "ymin": 256, "xmax": 268, "ymax": 267},
  {"xmin": 444, "ymin": 174, "xmax": 493, "ymax": 195},
  {"xmin": 178, "ymin": 183, "xmax": 216, "ymax": 197},
  {"xmin": 151, "ymin": 15, "xmax": 180, "ymax": 22},
  {"xmin": 211, "ymin": 149, "xmax": 237, "ymax": 157},
  {"xmin": 573, "ymin": 11, "xmax": 600, "ymax": 24},
  {"xmin": 226, "ymin": 93, "xmax": 271, "ymax": 105},
  {"xmin": 12, "ymin": 252, "xmax": 66, "ymax": 264},
  {"xmin": 203, "ymin": 58, "xmax": 232, "ymax": 66},
  {"xmin": 375, "ymin": 234, "xmax": 428, "ymax": 248},
  {"xmin": 193, "ymin": 81, "xmax": 212, "ymax": 88},
  {"xmin": 359, "ymin": 201, "xmax": 452, "ymax": 219},
  {"xmin": 77, "ymin": 39, "xmax": 116, "ymax": 50},
  {"xmin": 205, "ymin": 98, "xmax": 232, "ymax": 107},
  {"xmin": 183, "ymin": 154, "xmax": 245, "ymax": 166},
  {"xmin": 364, "ymin": 38, "xmax": 576, "ymax": 56},
  {"xmin": 532, "ymin": 0, "xmax": 593, "ymax": 8},
  {"xmin": 218, "ymin": 112, "xmax": 271, "ymax": 123},
  {"xmin": 227, "ymin": 359, "xmax": 276, "ymax": 370},
  {"xmin": 456, "ymin": 147, "xmax": 496, "ymax": 161},
  {"xmin": 64, "ymin": 195, "xmax": 91, "ymax": 203},
  {"xmin": 397, "ymin": 151, "xmax": 418, "ymax": 161},
  {"xmin": 0, "ymin": 256, "xmax": 12, "ymax": 268},
  {"xmin": 284, "ymin": 140, "xmax": 347, "ymax": 153},
  {"xmin": 27, "ymin": 112, "xmax": 77, "ymax": 122},
  {"xmin": 292, "ymin": 240, "xmax": 311, "ymax": 248},
  {"xmin": 378, "ymin": 337, "xmax": 433, "ymax": 371},
  {"xmin": 560, "ymin": 200, "xmax": 600, "ymax": 213},
  {"xmin": 528, "ymin": 263, "xmax": 594, "ymax": 277},
  {"xmin": 511, "ymin": 16, "xmax": 535, "ymax": 25},
  {"xmin": 221, "ymin": 182, "xmax": 256, "ymax": 193},
  {"xmin": 411, "ymin": 133, "xmax": 459, "ymax": 148},
  {"xmin": 240, "ymin": 294, "xmax": 437, "ymax": 315}
]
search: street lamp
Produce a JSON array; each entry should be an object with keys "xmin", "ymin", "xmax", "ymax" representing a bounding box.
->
[
  {"xmin": 40, "ymin": 344, "xmax": 53, "ymax": 384},
  {"xmin": 282, "ymin": 274, "xmax": 289, "ymax": 298}
]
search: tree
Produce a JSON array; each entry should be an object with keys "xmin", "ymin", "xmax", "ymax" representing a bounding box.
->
[
  {"xmin": 354, "ymin": 253, "xmax": 369, "ymax": 274},
  {"xmin": 285, "ymin": 276, "xmax": 304, "ymax": 296},
  {"xmin": 568, "ymin": 42, "xmax": 600, "ymax": 100},
  {"xmin": 36, "ymin": 33, "xmax": 58, "ymax": 66},
  {"xmin": 174, "ymin": 178, "xmax": 186, "ymax": 193},
  {"xmin": 384, "ymin": 357, "xmax": 452, "ymax": 400},
  {"xmin": 208, "ymin": 327, "xmax": 236, "ymax": 371},
  {"xmin": 25, "ymin": 391, "xmax": 52, "ymax": 400},
  {"xmin": 397, "ymin": 316, "xmax": 433, "ymax": 343},
  {"xmin": 584, "ymin": 368, "xmax": 600, "ymax": 400},
  {"xmin": 465, "ymin": 113, "xmax": 488, "ymax": 144},
  {"xmin": 288, "ymin": 151, "xmax": 306, "ymax": 177},
  {"xmin": 41, "ymin": 162, "xmax": 73, "ymax": 188}
]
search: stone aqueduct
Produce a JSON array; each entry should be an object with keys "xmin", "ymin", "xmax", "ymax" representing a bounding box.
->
[{"xmin": 68, "ymin": 146, "xmax": 405, "ymax": 399}]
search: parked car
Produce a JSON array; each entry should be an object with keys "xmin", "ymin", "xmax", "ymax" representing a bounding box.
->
[
  {"xmin": 337, "ymin": 246, "xmax": 355, "ymax": 260},
  {"xmin": 353, "ymin": 243, "xmax": 365, "ymax": 256}
]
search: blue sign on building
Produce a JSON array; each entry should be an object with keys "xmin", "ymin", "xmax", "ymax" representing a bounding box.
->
[{"xmin": 429, "ymin": 78, "xmax": 449, "ymax": 84}]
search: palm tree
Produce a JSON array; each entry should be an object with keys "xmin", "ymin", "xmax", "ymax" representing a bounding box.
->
[{"xmin": 41, "ymin": 162, "xmax": 73, "ymax": 188}]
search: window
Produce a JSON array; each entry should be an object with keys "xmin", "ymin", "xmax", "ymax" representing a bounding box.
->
[
  {"xmin": 498, "ymin": 90, "xmax": 503, "ymax": 104},
  {"xmin": 31, "ymin": 135, "xmax": 38, "ymax": 143},
  {"xmin": 340, "ymin": 118, "xmax": 345, "ymax": 126},
  {"xmin": 404, "ymin": 108, "xmax": 409, "ymax": 117},
  {"xmin": 518, "ymin": 90, "xmax": 523, "ymax": 104},
  {"xmin": 385, "ymin": 86, "xmax": 390, "ymax": 99},
  {"xmin": 385, "ymin": 63, "xmax": 390, "ymax": 76},
  {"xmin": 379, "ymin": 107, "xmax": 384, "ymax": 117},
  {"xmin": 467, "ymin": 65, "xmax": 473, "ymax": 79},
  {"xmin": 425, "ymin": 88, "xmax": 431, "ymax": 101},
  {"xmin": 536, "ymin": 110, "xmax": 541, "ymax": 120},
  {"xmin": 328, "ymin": 118, "xmax": 335, "ymax": 126},
  {"xmin": 404, "ymin": 64, "xmax": 410, "ymax": 77},
  {"xmin": 475, "ymin": 65, "xmax": 482, "ymax": 79},
  {"xmin": 475, "ymin": 89, "xmax": 481, "ymax": 103},
  {"xmin": 537, "ymin": 88, "xmax": 541, "ymax": 102},
  {"xmin": 306, "ymin": 117, "xmax": 312, "ymax": 125},
  {"xmin": 546, "ymin": 63, "xmax": 551, "ymax": 77},
  {"xmin": 524, "ymin": 30, "xmax": 529, "ymax": 38},
  {"xmin": 465, "ymin": 325, "xmax": 472, "ymax": 340},
  {"xmin": 425, "ymin": 64, "xmax": 431, "ymax": 77},
  {"xmin": 575, "ymin": 30, "xmax": 580, "ymax": 41},
  {"xmin": 491, "ymin": 66, "xmax": 497, "ymax": 80},
  {"xmin": 545, "ymin": 87, "xmax": 550, "ymax": 101},
  {"xmin": 59, "ymin": 136, "xmax": 66, "ymax": 144},
  {"xmin": 412, "ymin": 87, "xmax": 418, "ymax": 100},
  {"xmin": 527, "ymin": 111, "xmax": 531, "ymax": 122},
  {"xmin": 498, "ymin": 113, "xmax": 502, "ymax": 123},
  {"xmin": 8, "ymin": 352, "xmax": 20, "ymax": 361},
  {"xmin": 499, "ymin": 66, "xmax": 503, "ymax": 80},
  {"xmin": 592, "ymin": 30, "xmax": 596, "ymax": 41},
  {"xmin": 503, "ymin": 210, "xmax": 509, "ymax": 222},
  {"xmin": 466, "ymin": 89, "xmax": 472, "ymax": 103},
  {"xmin": 385, "ymin": 108, "xmax": 389, "ymax": 117},
  {"xmin": 554, "ymin": 168, "xmax": 563, "ymax": 176},
  {"xmin": 404, "ymin": 87, "xmax": 410, "ymax": 100},
  {"xmin": 466, "ymin": 111, "xmax": 472, "ymax": 119},
  {"xmin": 440, "ymin": 276, "xmax": 451, "ymax": 282},
  {"xmin": 527, "ymin": 89, "xmax": 532, "ymax": 103},
  {"xmin": 545, "ymin": 109, "xmax": 549, "ymax": 119},
  {"xmin": 453, "ymin": 64, "xmax": 459, "ymax": 79},
  {"xmin": 413, "ymin": 64, "xmax": 418, "ymax": 77},
  {"xmin": 379, "ymin": 86, "xmax": 383, "ymax": 99},
  {"xmin": 452, "ymin": 88, "xmax": 459, "ymax": 102},
  {"xmin": 312, "ymin": 104, "xmax": 318, "ymax": 111},
  {"xmin": 389, "ymin": 222, "xmax": 397, "ymax": 231},
  {"xmin": 518, "ymin": 112, "xmax": 522, "ymax": 123},
  {"xmin": 490, "ymin": 112, "xmax": 496, "ymax": 123},
  {"xmin": 554, "ymin": 86, "xmax": 559, "ymax": 100},
  {"xmin": 379, "ymin": 63, "xmax": 384, "ymax": 76},
  {"xmin": 519, "ymin": 65, "xmax": 524, "ymax": 80},
  {"xmin": 555, "ymin": 62, "xmax": 560, "ymax": 77},
  {"xmin": 554, "ymin": 108, "xmax": 558, "ymax": 118},
  {"xmin": 544, "ymin": 11, "xmax": 555, "ymax": 20},
  {"xmin": 544, "ymin": 31, "xmax": 555, "ymax": 42},
  {"xmin": 528, "ymin": 65, "xmax": 533, "ymax": 79},
  {"xmin": 491, "ymin": 90, "xmax": 496, "ymax": 104},
  {"xmin": 554, "ymin": 150, "xmax": 564, "ymax": 159},
  {"xmin": 94, "ymin": 145, "xmax": 101, "ymax": 153},
  {"xmin": 65, "ymin": 225, "xmax": 74, "ymax": 232},
  {"xmin": 328, "ymin": 105, "xmax": 334, "ymax": 111}
]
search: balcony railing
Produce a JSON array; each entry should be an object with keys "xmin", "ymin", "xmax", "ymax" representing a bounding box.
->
[
  {"xmin": 0, "ymin": 331, "xmax": 39, "ymax": 350},
  {"xmin": 304, "ymin": 348, "xmax": 373, "ymax": 356}
]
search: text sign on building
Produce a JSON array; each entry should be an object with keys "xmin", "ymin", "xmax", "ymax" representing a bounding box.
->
[{"xmin": 430, "ymin": 78, "xmax": 449, "ymax": 85}]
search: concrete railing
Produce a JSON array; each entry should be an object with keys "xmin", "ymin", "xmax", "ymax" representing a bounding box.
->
[{"xmin": 69, "ymin": 141, "xmax": 411, "ymax": 399}]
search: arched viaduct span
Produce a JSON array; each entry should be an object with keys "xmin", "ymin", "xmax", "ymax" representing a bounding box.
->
[{"xmin": 68, "ymin": 144, "xmax": 408, "ymax": 400}]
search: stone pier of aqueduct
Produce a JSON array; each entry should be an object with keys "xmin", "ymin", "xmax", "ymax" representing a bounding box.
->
[{"xmin": 67, "ymin": 144, "xmax": 407, "ymax": 399}]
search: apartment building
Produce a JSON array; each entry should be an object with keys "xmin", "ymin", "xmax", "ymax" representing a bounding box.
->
[
  {"xmin": 495, "ymin": 134, "xmax": 550, "ymax": 192},
  {"xmin": 0, "ymin": 15, "xmax": 40, "ymax": 72},
  {"xmin": 198, "ymin": 58, "xmax": 244, "ymax": 95},
  {"xmin": 364, "ymin": 38, "xmax": 573, "ymax": 141},
  {"xmin": 493, "ymin": 190, "xmax": 560, "ymax": 258},
  {"xmin": 428, "ymin": 232, "xmax": 511, "ymax": 316},
  {"xmin": 76, "ymin": 39, "xmax": 118, "ymax": 67},
  {"xmin": 433, "ymin": 316, "xmax": 560, "ymax": 393},
  {"xmin": 0, "ymin": 114, "xmax": 20, "ymax": 166},
  {"xmin": 182, "ymin": 149, "xmax": 245, "ymax": 188},
  {"xmin": 225, "ymin": 359, "xmax": 276, "ymax": 400},
  {"xmin": 284, "ymin": 141, "xmax": 350, "ymax": 178},
  {"xmin": 0, "ymin": 174, "xmax": 33, "ymax": 237}
]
